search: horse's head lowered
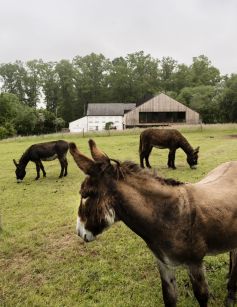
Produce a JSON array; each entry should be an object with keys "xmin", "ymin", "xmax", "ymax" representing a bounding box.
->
[
  {"xmin": 187, "ymin": 146, "xmax": 199, "ymax": 169},
  {"xmin": 69, "ymin": 140, "xmax": 120, "ymax": 242},
  {"xmin": 13, "ymin": 159, "xmax": 26, "ymax": 182}
]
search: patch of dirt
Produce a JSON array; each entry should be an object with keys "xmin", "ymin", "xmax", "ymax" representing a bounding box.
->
[{"xmin": 227, "ymin": 135, "xmax": 237, "ymax": 138}]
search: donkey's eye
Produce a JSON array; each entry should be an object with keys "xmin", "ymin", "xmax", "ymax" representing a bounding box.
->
[{"xmin": 80, "ymin": 190, "xmax": 97, "ymax": 198}]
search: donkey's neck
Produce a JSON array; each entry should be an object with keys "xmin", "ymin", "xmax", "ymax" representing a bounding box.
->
[
  {"xmin": 115, "ymin": 176, "xmax": 183, "ymax": 242},
  {"xmin": 19, "ymin": 151, "xmax": 30, "ymax": 167},
  {"xmin": 179, "ymin": 137, "xmax": 194, "ymax": 155}
]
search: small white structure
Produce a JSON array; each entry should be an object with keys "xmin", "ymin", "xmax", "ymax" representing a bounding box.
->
[{"xmin": 69, "ymin": 103, "xmax": 136, "ymax": 133}]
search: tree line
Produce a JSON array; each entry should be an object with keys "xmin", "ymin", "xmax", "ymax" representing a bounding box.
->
[{"xmin": 0, "ymin": 51, "xmax": 237, "ymax": 138}]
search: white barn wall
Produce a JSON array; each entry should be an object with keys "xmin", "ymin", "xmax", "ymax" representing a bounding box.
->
[
  {"xmin": 69, "ymin": 116, "xmax": 88, "ymax": 132},
  {"xmin": 87, "ymin": 116, "xmax": 123, "ymax": 131},
  {"xmin": 69, "ymin": 116, "xmax": 124, "ymax": 132}
]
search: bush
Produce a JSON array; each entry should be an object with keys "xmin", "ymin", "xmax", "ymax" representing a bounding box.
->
[{"xmin": 0, "ymin": 122, "xmax": 16, "ymax": 139}]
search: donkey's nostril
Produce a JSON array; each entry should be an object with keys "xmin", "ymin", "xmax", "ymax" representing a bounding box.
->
[{"xmin": 84, "ymin": 234, "xmax": 89, "ymax": 242}]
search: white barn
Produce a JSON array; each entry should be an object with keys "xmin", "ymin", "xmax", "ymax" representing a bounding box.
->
[{"xmin": 69, "ymin": 103, "xmax": 136, "ymax": 133}]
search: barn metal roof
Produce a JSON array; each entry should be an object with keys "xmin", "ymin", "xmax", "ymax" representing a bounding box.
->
[{"xmin": 87, "ymin": 103, "xmax": 136, "ymax": 116}]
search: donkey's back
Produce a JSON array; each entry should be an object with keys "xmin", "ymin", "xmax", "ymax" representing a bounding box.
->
[
  {"xmin": 28, "ymin": 140, "xmax": 69, "ymax": 160},
  {"xmin": 140, "ymin": 128, "xmax": 183, "ymax": 149},
  {"xmin": 187, "ymin": 161, "xmax": 237, "ymax": 255}
]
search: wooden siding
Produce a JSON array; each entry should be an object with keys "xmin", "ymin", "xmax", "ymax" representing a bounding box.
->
[{"xmin": 124, "ymin": 93, "xmax": 200, "ymax": 126}]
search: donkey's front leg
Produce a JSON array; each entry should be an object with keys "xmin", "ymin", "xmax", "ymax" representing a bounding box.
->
[
  {"xmin": 157, "ymin": 260, "xmax": 177, "ymax": 307},
  {"xmin": 58, "ymin": 158, "xmax": 65, "ymax": 178},
  {"xmin": 39, "ymin": 161, "xmax": 46, "ymax": 177},
  {"xmin": 188, "ymin": 263, "xmax": 209, "ymax": 307},
  {"xmin": 226, "ymin": 249, "xmax": 237, "ymax": 306},
  {"xmin": 35, "ymin": 161, "xmax": 41, "ymax": 180},
  {"xmin": 168, "ymin": 149, "xmax": 176, "ymax": 169}
]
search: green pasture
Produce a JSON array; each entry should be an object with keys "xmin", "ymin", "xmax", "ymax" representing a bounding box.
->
[{"xmin": 1, "ymin": 125, "xmax": 237, "ymax": 306}]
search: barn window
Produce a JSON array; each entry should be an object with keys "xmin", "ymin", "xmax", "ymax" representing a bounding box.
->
[{"xmin": 139, "ymin": 112, "xmax": 186, "ymax": 123}]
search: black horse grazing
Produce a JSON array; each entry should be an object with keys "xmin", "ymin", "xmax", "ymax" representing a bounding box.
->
[
  {"xmin": 70, "ymin": 139, "xmax": 237, "ymax": 307},
  {"xmin": 139, "ymin": 128, "xmax": 199, "ymax": 169},
  {"xmin": 13, "ymin": 140, "xmax": 69, "ymax": 182}
]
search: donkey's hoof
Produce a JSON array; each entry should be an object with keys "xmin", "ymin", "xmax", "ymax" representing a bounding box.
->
[{"xmin": 35, "ymin": 177, "xmax": 39, "ymax": 180}]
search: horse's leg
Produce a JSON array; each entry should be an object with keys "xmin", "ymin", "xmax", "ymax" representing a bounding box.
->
[
  {"xmin": 157, "ymin": 260, "xmax": 177, "ymax": 307},
  {"xmin": 58, "ymin": 158, "xmax": 64, "ymax": 178},
  {"xmin": 188, "ymin": 263, "xmax": 209, "ymax": 307},
  {"xmin": 168, "ymin": 149, "xmax": 176, "ymax": 169},
  {"xmin": 39, "ymin": 161, "xmax": 46, "ymax": 177},
  {"xmin": 63, "ymin": 158, "xmax": 68, "ymax": 176},
  {"xmin": 226, "ymin": 249, "xmax": 237, "ymax": 306},
  {"xmin": 145, "ymin": 146, "xmax": 152, "ymax": 168},
  {"xmin": 35, "ymin": 161, "xmax": 40, "ymax": 180}
]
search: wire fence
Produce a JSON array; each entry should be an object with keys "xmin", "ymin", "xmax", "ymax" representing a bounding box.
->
[{"xmin": 1, "ymin": 123, "xmax": 237, "ymax": 144}]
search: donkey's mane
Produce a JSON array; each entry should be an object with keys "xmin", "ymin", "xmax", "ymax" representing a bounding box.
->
[
  {"xmin": 111, "ymin": 159, "xmax": 184, "ymax": 186},
  {"xmin": 19, "ymin": 148, "xmax": 30, "ymax": 164},
  {"xmin": 179, "ymin": 135, "xmax": 194, "ymax": 154}
]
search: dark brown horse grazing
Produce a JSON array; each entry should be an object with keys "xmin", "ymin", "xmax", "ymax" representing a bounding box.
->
[
  {"xmin": 139, "ymin": 128, "xmax": 199, "ymax": 169},
  {"xmin": 70, "ymin": 139, "xmax": 237, "ymax": 307},
  {"xmin": 13, "ymin": 140, "xmax": 69, "ymax": 182}
]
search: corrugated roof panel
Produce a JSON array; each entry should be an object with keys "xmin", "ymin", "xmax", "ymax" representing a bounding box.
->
[{"xmin": 87, "ymin": 103, "xmax": 136, "ymax": 116}]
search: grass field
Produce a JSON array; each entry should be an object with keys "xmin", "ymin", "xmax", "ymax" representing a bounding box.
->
[{"xmin": 1, "ymin": 125, "xmax": 237, "ymax": 307}]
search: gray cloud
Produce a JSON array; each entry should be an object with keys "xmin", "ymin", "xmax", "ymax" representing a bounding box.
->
[{"xmin": 0, "ymin": 0, "xmax": 236, "ymax": 75}]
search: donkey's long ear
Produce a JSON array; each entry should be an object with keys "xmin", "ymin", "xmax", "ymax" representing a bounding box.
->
[
  {"xmin": 69, "ymin": 142, "xmax": 95, "ymax": 175},
  {"xmin": 88, "ymin": 139, "xmax": 110, "ymax": 163},
  {"xmin": 194, "ymin": 146, "xmax": 200, "ymax": 153},
  {"xmin": 13, "ymin": 159, "xmax": 18, "ymax": 167}
]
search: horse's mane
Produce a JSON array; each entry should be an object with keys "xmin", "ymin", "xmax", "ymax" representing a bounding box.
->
[{"xmin": 110, "ymin": 159, "xmax": 184, "ymax": 186}]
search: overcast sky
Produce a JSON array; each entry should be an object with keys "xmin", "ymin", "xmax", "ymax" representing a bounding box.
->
[{"xmin": 0, "ymin": 0, "xmax": 236, "ymax": 75}]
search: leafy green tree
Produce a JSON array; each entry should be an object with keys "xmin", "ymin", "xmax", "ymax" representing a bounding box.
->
[
  {"xmin": 54, "ymin": 117, "xmax": 65, "ymax": 132},
  {"xmin": 172, "ymin": 64, "xmax": 192, "ymax": 93},
  {"xmin": 108, "ymin": 56, "xmax": 134, "ymax": 103},
  {"xmin": 55, "ymin": 60, "xmax": 76, "ymax": 123},
  {"xmin": 219, "ymin": 74, "xmax": 237, "ymax": 122},
  {"xmin": 24, "ymin": 60, "xmax": 43, "ymax": 108},
  {"xmin": 73, "ymin": 53, "xmax": 111, "ymax": 118},
  {"xmin": 14, "ymin": 107, "xmax": 38, "ymax": 135},
  {"xmin": 190, "ymin": 55, "xmax": 221, "ymax": 86},
  {"xmin": 0, "ymin": 93, "xmax": 21, "ymax": 125},
  {"xmin": 40, "ymin": 61, "xmax": 60, "ymax": 113},
  {"xmin": 159, "ymin": 56, "xmax": 177, "ymax": 92},
  {"xmin": 178, "ymin": 85, "xmax": 221, "ymax": 123},
  {"xmin": 126, "ymin": 51, "xmax": 160, "ymax": 102},
  {"xmin": 0, "ymin": 61, "xmax": 27, "ymax": 103}
]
